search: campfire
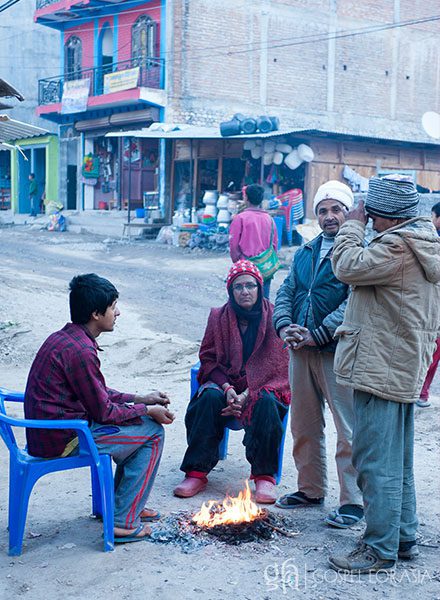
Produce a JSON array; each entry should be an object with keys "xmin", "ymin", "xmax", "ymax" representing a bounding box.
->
[
  {"xmin": 149, "ymin": 481, "xmax": 300, "ymax": 550},
  {"xmin": 193, "ymin": 480, "xmax": 262, "ymax": 528},
  {"xmin": 191, "ymin": 480, "xmax": 299, "ymax": 545}
]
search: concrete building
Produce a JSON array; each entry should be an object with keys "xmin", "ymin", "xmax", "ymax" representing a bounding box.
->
[
  {"xmin": 35, "ymin": 0, "xmax": 165, "ymax": 212},
  {"xmin": 0, "ymin": 0, "xmax": 59, "ymax": 212},
  {"xmin": 32, "ymin": 0, "xmax": 440, "ymax": 220}
]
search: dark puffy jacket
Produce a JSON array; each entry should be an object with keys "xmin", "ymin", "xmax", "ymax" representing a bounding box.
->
[{"xmin": 273, "ymin": 234, "xmax": 349, "ymax": 352}]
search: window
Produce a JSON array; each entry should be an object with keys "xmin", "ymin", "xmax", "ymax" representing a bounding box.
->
[
  {"xmin": 64, "ymin": 36, "xmax": 82, "ymax": 81},
  {"xmin": 132, "ymin": 16, "xmax": 157, "ymax": 66}
]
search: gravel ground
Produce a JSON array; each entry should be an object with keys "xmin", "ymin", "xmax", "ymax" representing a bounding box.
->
[{"xmin": 0, "ymin": 225, "xmax": 439, "ymax": 600}]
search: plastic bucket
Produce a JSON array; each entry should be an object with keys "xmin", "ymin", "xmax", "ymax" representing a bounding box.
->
[
  {"xmin": 98, "ymin": 201, "xmax": 108, "ymax": 210},
  {"xmin": 135, "ymin": 208, "xmax": 145, "ymax": 218}
]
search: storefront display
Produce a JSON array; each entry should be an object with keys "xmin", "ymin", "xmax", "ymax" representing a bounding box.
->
[
  {"xmin": 170, "ymin": 136, "xmax": 307, "ymax": 218},
  {"xmin": 164, "ymin": 134, "xmax": 310, "ymax": 253},
  {"xmin": 91, "ymin": 137, "xmax": 118, "ymax": 209},
  {"xmin": 81, "ymin": 135, "xmax": 159, "ymax": 210}
]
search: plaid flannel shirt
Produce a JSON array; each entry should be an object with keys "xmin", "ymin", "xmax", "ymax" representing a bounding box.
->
[{"xmin": 24, "ymin": 323, "xmax": 147, "ymax": 458}]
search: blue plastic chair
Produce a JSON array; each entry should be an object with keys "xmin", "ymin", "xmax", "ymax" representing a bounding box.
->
[
  {"xmin": 0, "ymin": 387, "xmax": 114, "ymax": 555},
  {"xmin": 190, "ymin": 364, "xmax": 289, "ymax": 484}
]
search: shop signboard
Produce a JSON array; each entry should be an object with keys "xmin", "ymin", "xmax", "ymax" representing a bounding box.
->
[
  {"xmin": 103, "ymin": 67, "xmax": 140, "ymax": 95},
  {"xmin": 61, "ymin": 79, "xmax": 90, "ymax": 114}
]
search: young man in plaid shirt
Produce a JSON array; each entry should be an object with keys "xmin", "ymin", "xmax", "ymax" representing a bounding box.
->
[{"xmin": 24, "ymin": 273, "xmax": 174, "ymax": 543}]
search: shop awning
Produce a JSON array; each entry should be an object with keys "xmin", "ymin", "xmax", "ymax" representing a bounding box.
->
[
  {"xmin": 105, "ymin": 124, "xmax": 292, "ymax": 140},
  {"xmin": 0, "ymin": 115, "xmax": 48, "ymax": 143},
  {"xmin": 105, "ymin": 123, "xmax": 440, "ymax": 147}
]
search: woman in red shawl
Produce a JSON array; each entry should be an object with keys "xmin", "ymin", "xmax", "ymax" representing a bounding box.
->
[{"xmin": 174, "ymin": 260, "xmax": 290, "ymax": 503}]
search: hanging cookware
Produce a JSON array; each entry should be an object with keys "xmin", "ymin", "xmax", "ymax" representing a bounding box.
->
[
  {"xmin": 284, "ymin": 149, "xmax": 303, "ymax": 170},
  {"xmin": 297, "ymin": 144, "xmax": 315, "ymax": 162},
  {"xmin": 263, "ymin": 140, "xmax": 276, "ymax": 153}
]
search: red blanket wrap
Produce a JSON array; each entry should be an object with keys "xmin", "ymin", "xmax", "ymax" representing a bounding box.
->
[{"xmin": 197, "ymin": 299, "xmax": 290, "ymax": 422}]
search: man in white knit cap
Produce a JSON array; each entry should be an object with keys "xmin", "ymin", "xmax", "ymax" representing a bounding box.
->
[{"xmin": 273, "ymin": 180, "xmax": 363, "ymax": 528}]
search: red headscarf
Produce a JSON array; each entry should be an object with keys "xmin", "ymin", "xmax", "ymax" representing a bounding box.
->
[{"xmin": 197, "ymin": 265, "xmax": 290, "ymax": 422}]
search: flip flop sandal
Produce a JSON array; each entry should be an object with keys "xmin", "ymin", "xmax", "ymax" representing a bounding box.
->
[
  {"xmin": 114, "ymin": 523, "xmax": 150, "ymax": 544},
  {"xmin": 275, "ymin": 491, "xmax": 324, "ymax": 509},
  {"xmin": 140, "ymin": 508, "xmax": 161, "ymax": 522},
  {"xmin": 325, "ymin": 508, "xmax": 364, "ymax": 529}
]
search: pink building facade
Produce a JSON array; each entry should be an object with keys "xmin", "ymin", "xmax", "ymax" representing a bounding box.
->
[{"xmin": 35, "ymin": 0, "xmax": 165, "ymax": 211}]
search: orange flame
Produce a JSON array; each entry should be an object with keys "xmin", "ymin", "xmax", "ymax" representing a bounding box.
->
[{"xmin": 192, "ymin": 480, "xmax": 263, "ymax": 528}]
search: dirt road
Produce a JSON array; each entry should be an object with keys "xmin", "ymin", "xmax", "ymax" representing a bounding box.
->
[{"xmin": 0, "ymin": 226, "xmax": 439, "ymax": 600}]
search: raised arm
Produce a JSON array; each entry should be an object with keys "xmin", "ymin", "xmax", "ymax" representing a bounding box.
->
[{"xmin": 332, "ymin": 220, "xmax": 404, "ymax": 286}]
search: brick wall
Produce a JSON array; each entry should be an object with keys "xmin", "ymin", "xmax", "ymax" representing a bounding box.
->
[{"xmin": 168, "ymin": 0, "xmax": 440, "ymax": 140}]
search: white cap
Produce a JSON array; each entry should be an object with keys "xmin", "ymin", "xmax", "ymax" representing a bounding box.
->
[{"xmin": 313, "ymin": 180, "xmax": 354, "ymax": 213}]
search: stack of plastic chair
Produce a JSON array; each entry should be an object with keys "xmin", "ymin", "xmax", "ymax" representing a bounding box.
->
[
  {"xmin": 190, "ymin": 364, "xmax": 289, "ymax": 484},
  {"xmin": 0, "ymin": 387, "xmax": 114, "ymax": 555},
  {"xmin": 276, "ymin": 189, "xmax": 304, "ymax": 246}
]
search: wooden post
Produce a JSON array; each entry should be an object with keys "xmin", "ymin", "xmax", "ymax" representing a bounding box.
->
[
  {"xmin": 170, "ymin": 140, "xmax": 175, "ymax": 218},
  {"xmin": 127, "ymin": 137, "xmax": 132, "ymax": 241},
  {"xmin": 189, "ymin": 139, "xmax": 194, "ymax": 208},
  {"xmin": 192, "ymin": 142, "xmax": 198, "ymax": 207},
  {"xmin": 260, "ymin": 151, "xmax": 264, "ymax": 184},
  {"xmin": 217, "ymin": 140, "xmax": 224, "ymax": 192}
]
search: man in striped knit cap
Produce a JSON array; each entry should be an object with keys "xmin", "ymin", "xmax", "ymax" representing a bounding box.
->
[{"xmin": 329, "ymin": 175, "xmax": 440, "ymax": 574}]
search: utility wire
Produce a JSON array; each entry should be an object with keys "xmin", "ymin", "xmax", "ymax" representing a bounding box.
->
[
  {"xmin": 196, "ymin": 14, "xmax": 440, "ymax": 60},
  {"xmin": 0, "ymin": 11, "xmax": 438, "ymax": 66},
  {"xmin": 0, "ymin": 3, "xmax": 437, "ymax": 58},
  {"xmin": 0, "ymin": 0, "xmax": 22, "ymax": 13},
  {"xmin": 0, "ymin": 0, "xmax": 165, "ymax": 42}
]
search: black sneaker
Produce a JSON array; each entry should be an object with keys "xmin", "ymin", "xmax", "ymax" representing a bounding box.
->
[{"xmin": 398, "ymin": 541, "xmax": 419, "ymax": 560}]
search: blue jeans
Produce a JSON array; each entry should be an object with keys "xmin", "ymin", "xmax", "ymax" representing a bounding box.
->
[
  {"xmin": 263, "ymin": 278, "xmax": 272, "ymax": 300},
  {"xmin": 352, "ymin": 391, "xmax": 418, "ymax": 560},
  {"xmin": 91, "ymin": 416, "xmax": 164, "ymax": 530},
  {"xmin": 30, "ymin": 195, "xmax": 39, "ymax": 216}
]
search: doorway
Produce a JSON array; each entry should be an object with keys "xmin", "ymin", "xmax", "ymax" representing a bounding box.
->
[
  {"xmin": 67, "ymin": 165, "xmax": 77, "ymax": 209},
  {"xmin": 18, "ymin": 149, "xmax": 31, "ymax": 214},
  {"xmin": 66, "ymin": 138, "xmax": 78, "ymax": 210},
  {"xmin": 97, "ymin": 24, "xmax": 113, "ymax": 94},
  {"xmin": 34, "ymin": 148, "xmax": 46, "ymax": 213}
]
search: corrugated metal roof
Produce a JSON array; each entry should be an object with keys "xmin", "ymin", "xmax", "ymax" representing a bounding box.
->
[
  {"xmin": 288, "ymin": 127, "xmax": 440, "ymax": 147},
  {"xmin": 106, "ymin": 123, "xmax": 440, "ymax": 147},
  {"xmin": 0, "ymin": 115, "xmax": 48, "ymax": 142},
  {"xmin": 0, "ymin": 78, "xmax": 24, "ymax": 101},
  {"xmin": 106, "ymin": 124, "xmax": 301, "ymax": 139}
]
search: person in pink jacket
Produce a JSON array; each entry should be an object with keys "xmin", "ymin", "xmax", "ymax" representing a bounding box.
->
[
  {"xmin": 229, "ymin": 184, "xmax": 278, "ymax": 299},
  {"xmin": 417, "ymin": 201, "xmax": 440, "ymax": 407}
]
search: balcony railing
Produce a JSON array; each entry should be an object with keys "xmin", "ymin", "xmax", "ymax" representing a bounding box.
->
[
  {"xmin": 36, "ymin": 0, "xmax": 61, "ymax": 8},
  {"xmin": 38, "ymin": 57, "xmax": 164, "ymax": 106}
]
